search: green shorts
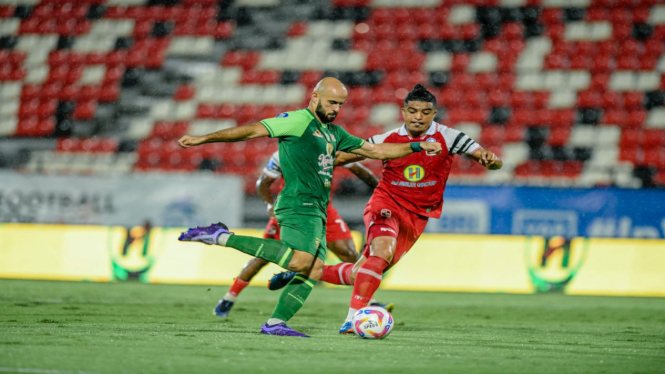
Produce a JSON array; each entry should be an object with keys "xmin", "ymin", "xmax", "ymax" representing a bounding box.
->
[{"xmin": 277, "ymin": 214, "xmax": 327, "ymax": 261}]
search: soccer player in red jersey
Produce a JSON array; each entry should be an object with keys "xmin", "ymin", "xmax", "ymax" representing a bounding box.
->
[
  {"xmin": 213, "ymin": 150, "xmax": 387, "ymax": 317},
  {"xmin": 333, "ymin": 84, "xmax": 502, "ymax": 332},
  {"xmin": 270, "ymin": 84, "xmax": 502, "ymax": 333}
]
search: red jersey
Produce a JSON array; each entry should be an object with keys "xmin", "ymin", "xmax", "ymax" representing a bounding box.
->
[{"xmin": 368, "ymin": 121, "xmax": 480, "ymax": 218}]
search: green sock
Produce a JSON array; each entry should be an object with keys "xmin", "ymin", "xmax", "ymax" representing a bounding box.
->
[
  {"xmin": 226, "ymin": 235, "xmax": 294, "ymax": 269},
  {"xmin": 270, "ymin": 274, "xmax": 316, "ymax": 322}
]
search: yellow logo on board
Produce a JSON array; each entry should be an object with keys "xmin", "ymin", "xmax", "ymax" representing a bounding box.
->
[{"xmin": 403, "ymin": 164, "xmax": 425, "ymax": 182}]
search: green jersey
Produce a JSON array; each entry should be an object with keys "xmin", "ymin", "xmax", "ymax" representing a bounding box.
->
[{"xmin": 260, "ymin": 109, "xmax": 365, "ymax": 220}]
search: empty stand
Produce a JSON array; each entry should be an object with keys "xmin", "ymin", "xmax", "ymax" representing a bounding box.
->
[{"xmin": 0, "ymin": 0, "xmax": 664, "ymax": 190}]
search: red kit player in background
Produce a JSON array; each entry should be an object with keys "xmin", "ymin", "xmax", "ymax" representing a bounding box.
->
[{"xmin": 270, "ymin": 84, "xmax": 503, "ymax": 333}]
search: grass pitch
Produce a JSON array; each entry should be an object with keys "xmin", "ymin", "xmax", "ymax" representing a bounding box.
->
[{"xmin": 0, "ymin": 279, "xmax": 664, "ymax": 374}]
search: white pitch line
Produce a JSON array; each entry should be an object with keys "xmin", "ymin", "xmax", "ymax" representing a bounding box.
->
[{"xmin": 0, "ymin": 368, "xmax": 98, "ymax": 374}]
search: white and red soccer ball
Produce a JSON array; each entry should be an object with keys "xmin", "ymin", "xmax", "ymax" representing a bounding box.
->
[{"xmin": 352, "ymin": 306, "xmax": 394, "ymax": 339}]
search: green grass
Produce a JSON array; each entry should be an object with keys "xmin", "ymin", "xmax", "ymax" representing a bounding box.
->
[{"xmin": 0, "ymin": 280, "xmax": 664, "ymax": 374}]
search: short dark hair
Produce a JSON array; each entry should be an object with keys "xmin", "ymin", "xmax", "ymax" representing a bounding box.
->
[{"xmin": 404, "ymin": 84, "xmax": 437, "ymax": 107}]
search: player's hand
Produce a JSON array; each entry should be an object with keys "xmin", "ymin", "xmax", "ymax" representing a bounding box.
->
[
  {"xmin": 420, "ymin": 141, "xmax": 442, "ymax": 155},
  {"xmin": 478, "ymin": 149, "xmax": 502, "ymax": 170},
  {"xmin": 266, "ymin": 203, "xmax": 275, "ymax": 218},
  {"xmin": 178, "ymin": 135, "xmax": 204, "ymax": 148}
]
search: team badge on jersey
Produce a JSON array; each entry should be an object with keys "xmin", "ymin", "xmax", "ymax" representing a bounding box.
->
[
  {"xmin": 313, "ymin": 130, "xmax": 324, "ymax": 138},
  {"xmin": 426, "ymin": 138, "xmax": 436, "ymax": 142},
  {"xmin": 403, "ymin": 164, "xmax": 425, "ymax": 182}
]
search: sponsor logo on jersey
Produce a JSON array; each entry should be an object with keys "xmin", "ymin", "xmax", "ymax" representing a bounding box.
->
[
  {"xmin": 276, "ymin": 113, "xmax": 289, "ymax": 118},
  {"xmin": 318, "ymin": 142, "xmax": 335, "ymax": 171},
  {"xmin": 403, "ymin": 164, "xmax": 425, "ymax": 182}
]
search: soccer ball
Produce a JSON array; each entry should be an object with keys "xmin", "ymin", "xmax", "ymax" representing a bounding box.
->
[{"xmin": 352, "ymin": 306, "xmax": 394, "ymax": 339}]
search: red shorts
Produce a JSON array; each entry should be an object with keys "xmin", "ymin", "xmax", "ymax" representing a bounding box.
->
[
  {"xmin": 362, "ymin": 191, "xmax": 428, "ymax": 268},
  {"xmin": 263, "ymin": 205, "xmax": 353, "ymax": 243}
]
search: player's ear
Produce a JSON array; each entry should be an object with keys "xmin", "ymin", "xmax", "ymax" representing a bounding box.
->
[{"xmin": 311, "ymin": 91, "xmax": 319, "ymax": 106}]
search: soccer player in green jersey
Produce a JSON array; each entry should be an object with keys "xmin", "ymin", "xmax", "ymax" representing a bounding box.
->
[{"xmin": 177, "ymin": 77, "xmax": 442, "ymax": 337}]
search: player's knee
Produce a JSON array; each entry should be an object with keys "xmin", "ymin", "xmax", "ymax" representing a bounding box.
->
[
  {"xmin": 287, "ymin": 252, "xmax": 314, "ymax": 273},
  {"xmin": 370, "ymin": 238, "xmax": 396, "ymax": 263}
]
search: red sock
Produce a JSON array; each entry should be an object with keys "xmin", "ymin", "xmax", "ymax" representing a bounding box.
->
[
  {"xmin": 228, "ymin": 278, "xmax": 249, "ymax": 297},
  {"xmin": 321, "ymin": 262, "xmax": 353, "ymax": 285},
  {"xmin": 350, "ymin": 256, "xmax": 389, "ymax": 310}
]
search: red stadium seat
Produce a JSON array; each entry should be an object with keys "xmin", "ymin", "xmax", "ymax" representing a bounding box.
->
[
  {"xmin": 72, "ymin": 101, "xmax": 96, "ymax": 120},
  {"xmin": 603, "ymin": 110, "xmax": 627, "ymax": 126},
  {"xmin": 58, "ymin": 85, "xmax": 79, "ymax": 101},
  {"xmin": 505, "ymin": 125, "xmax": 525, "ymax": 143},
  {"xmin": 601, "ymin": 91, "xmax": 623, "ymax": 109},
  {"xmin": 79, "ymin": 85, "xmax": 100, "ymax": 102},
  {"xmin": 99, "ymin": 85, "xmax": 120, "ymax": 103},
  {"xmin": 214, "ymin": 104, "xmax": 235, "ymax": 119},
  {"xmin": 626, "ymin": 110, "xmax": 647, "ymax": 128},
  {"xmin": 577, "ymin": 90, "xmax": 601, "ymax": 108},
  {"xmin": 174, "ymin": 84, "xmax": 196, "ymax": 101}
]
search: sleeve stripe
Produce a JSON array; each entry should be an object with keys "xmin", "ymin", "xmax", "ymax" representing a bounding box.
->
[
  {"xmin": 449, "ymin": 133, "xmax": 466, "ymax": 154},
  {"xmin": 462, "ymin": 140, "xmax": 478, "ymax": 154},
  {"xmin": 263, "ymin": 169, "xmax": 281, "ymax": 178},
  {"xmin": 466, "ymin": 143, "xmax": 481, "ymax": 154},
  {"xmin": 458, "ymin": 138, "xmax": 473, "ymax": 154}
]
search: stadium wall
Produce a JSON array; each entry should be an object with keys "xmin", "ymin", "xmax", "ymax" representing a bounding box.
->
[
  {"xmin": 429, "ymin": 186, "xmax": 665, "ymax": 239},
  {"xmin": 1, "ymin": 224, "xmax": 663, "ymax": 297},
  {"xmin": 0, "ymin": 172, "xmax": 244, "ymax": 227}
]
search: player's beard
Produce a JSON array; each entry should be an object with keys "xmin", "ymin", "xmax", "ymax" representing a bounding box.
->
[{"xmin": 316, "ymin": 102, "xmax": 337, "ymax": 123}]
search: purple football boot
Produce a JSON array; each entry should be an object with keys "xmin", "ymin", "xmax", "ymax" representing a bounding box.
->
[
  {"xmin": 178, "ymin": 222, "xmax": 233, "ymax": 245},
  {"xmin": 260, "ymin": 323, "xmax": 309, "ymax": 338}
]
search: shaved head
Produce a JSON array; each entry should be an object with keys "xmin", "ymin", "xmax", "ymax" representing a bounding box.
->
[
  {"xmin": 309, "ymin": 77, "xmax": 348, "ymax": 123},
  {"xmin": 313, "ymin": 77, "xmax": 347, "ymax": 97}
]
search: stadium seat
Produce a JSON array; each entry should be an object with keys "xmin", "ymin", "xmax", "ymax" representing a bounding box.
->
[{"xmin": 0, "ymin": 0, "xmax": 662, "ymax": 189}]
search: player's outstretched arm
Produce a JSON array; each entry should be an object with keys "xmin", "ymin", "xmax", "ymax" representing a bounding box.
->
[
  {"xmin": 334, "ymin": 151, "xmax": 365, "ymax": 166},
  {"xmin": 347, "ymin": 162, "xmax": 380, "ymax": 188},
  {"xmin": 351, "ymin": 141, "xmax": 442, "ymax": 160},
  {"xmin": 178, "ymin": 122, "xmax": 269, "ymax": 148},
  {"xmin": 469, "ymin": 147, "xmax": 503, "ymax": 170}
]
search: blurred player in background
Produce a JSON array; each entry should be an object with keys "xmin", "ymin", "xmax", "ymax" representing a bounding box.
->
[
  {"xmin": 270, "ymin": 84, "xmax": 502, "ymax": 334},
  {"xmin": 213, "ymin": 150, "xmax": 394, "ymax": 317},
  {"xmin": 177, "ymin": 78, "xmax": 442, "ymax": 337}
]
